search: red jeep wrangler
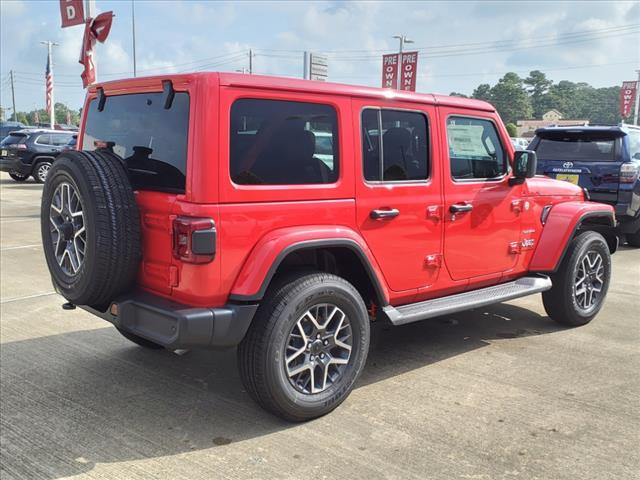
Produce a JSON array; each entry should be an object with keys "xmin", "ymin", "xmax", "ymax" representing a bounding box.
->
[{"xmin": 41, "ymin": 73, "xmax": 616, "ymax": 421}]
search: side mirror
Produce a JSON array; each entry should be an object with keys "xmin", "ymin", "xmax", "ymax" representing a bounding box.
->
[{"xmin": 509, "ymin": 150, "xmax": 537, "ymax": 185}]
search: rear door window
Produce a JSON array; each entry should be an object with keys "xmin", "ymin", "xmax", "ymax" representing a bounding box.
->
[
  {"xmin": 51, "ymin": 133, "xmax": 73, "ymax": 146},
  {"xmin": 230, "ymin": 99, "xmax": 339, "ymax": 185},
  {"xmin": 83, "ymin": 92, "xmax": 190, "ymax": 193},
  {"xmin": 35, "ymin": 134, "xmax": 52, "ymax": 145}
]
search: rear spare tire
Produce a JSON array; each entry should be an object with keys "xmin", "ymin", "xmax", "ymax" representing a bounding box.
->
[{"xmin": 40, "ymin": 150, "xmax": 141, "ymax": 306}]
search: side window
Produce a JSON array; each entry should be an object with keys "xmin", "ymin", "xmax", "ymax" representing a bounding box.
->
[
  {"xmin": 36, "ymin": 134, "xmax": 52, "ymax": 145},
  {"xmin": 628, "ymin": 130, "xmax": 640, "ymax": 160},
  {"xmin": 230, "ymin": 99, "xmax": 339, "ymax": 185},
  {"xmin": 447, "ymin": 116, "xmax": 507, "ymax": 180},
  {"xmin": 51, "ymin": 134, "xmax": 72, "ymax": 146},
  {"xmin": 362, "ymin": 109, "xmax": 429, "ymax": 182}
]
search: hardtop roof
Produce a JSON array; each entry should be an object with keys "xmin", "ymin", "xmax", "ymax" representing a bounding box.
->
[{"xmin": 89, "ymin": 72, "xmax": 496, "ymax": 112}]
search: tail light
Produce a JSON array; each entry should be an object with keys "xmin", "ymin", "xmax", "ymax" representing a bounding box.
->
[
  {"xmin": 8, "ymin": 144, "xmax": 27, "ymax": 150},
  {"xmin": 620, "ymin": 163, "xmax": 639, "ymax": 184},
  {"xmin": 172, "ymin": 216, "xmax": 216, "ymax": 264}
]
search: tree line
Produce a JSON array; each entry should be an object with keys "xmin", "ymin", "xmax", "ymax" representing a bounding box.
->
[
  {"xmin": 450, "ymin": 70, "xmax": 628, "ymax": 134},
  {"xmin": 2, "ymin": 103, "xmax": 81, "ymax": 126}
]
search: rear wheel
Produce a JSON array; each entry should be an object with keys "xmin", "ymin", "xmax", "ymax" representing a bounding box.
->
[
  {"xmin": 238, "ymin": 272, "xmax": 370, "ymax": 422},
  {"xmin": 543, "ymin": 231, "xmax": 611, "ymax": 326},
  {"xmin": 33, "ymin": 160, "xmax": 52, "ymax": 183},
  {"xmin": 9, "ymin": 172, "xmax": 28, "ymax": 182}
]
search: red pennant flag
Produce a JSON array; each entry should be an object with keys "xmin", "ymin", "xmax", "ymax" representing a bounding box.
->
[{"xmin": 79, "ymin": 11, "xmax": 114, "ymax": 88}]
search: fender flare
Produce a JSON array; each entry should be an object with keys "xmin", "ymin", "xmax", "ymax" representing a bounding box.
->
[
  {"xmin": 529, "ymin": 201, "xmax": 615, "ymax": 273},
  {"xmin": 228, "ymin": 226, "xmax": 389, "ymax": 304}
]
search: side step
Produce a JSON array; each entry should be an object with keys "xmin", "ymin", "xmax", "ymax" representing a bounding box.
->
[{"xmin": 383, "ymin": 276, "xmax": 552, "ymax": 326}]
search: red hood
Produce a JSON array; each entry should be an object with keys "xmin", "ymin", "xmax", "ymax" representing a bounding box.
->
[{"xmin": 525, "ymin": 176, "xmax": 583, "ymax": 197}]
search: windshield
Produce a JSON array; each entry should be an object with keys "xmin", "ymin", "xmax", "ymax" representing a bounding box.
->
[
  {"xmin": 535, "ymin": 133, "xmax": 617, "ymax": 162},
  {"xmin": 82, "ymin": 91, "xmax": 190, "ymax": 193},
  {"xmin": 1, "ymin": 133, "xmax": 27, "ymax": 146}
]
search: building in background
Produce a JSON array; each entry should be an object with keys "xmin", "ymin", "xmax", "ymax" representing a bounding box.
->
[{"xmin": 516, "ymin": 109, "xmax": 589, "ymax": 137}]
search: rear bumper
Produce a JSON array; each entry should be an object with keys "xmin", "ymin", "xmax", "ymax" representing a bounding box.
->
[
  {"xmin": 0, "ymin": 156, "xmax": 31, "ymax": 175},
  {"xmin": 82, "ymin": 291, "xmax": 258, "ymax": 349}
]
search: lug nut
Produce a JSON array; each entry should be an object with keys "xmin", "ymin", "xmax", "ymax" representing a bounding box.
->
[
  {"xmin": 316, "ymin": 334, "xmax": 321, "ymax": 339},
  {"xmin": 320, "ymin": 353, "xmax": 325, "ymax": 359},
  {"xmin": 310, "ymin": 355, "xmax": 315, "ymax": 361},
  {"xmin": 323, "ymin": 340, "xmax": 329, "ymax": 346}
]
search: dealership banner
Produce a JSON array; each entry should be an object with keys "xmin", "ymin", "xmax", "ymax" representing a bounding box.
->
[
  {"xmin": 59, "ymin": 0, "xmax": 85, "ymax": 28},
  {"xmin": 381, "ymin": 52, "xmax": 419, "ymax": 91},
  {"xmin": 620, "ymin": 81, "xmax": 637, "ymax": 118}
]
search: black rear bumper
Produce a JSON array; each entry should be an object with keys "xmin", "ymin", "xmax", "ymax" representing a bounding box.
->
[
  {"xmin": 82, "ymin": 291, "xmax": 258, "ymax": 349},
  {"xmin": 0, "ymin": 156, "xmax": 31, "ymax": 176}
]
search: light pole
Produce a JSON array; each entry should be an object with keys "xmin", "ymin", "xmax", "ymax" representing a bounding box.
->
[
  {"xmin": 392, "ymin": 35, "xmax": 413, "ymax": 90},
  {"xmin": 131, "ymin": 0, "xmax": 137, "ymax": 77}
]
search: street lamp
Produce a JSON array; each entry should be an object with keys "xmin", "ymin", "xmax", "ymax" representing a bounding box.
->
[{"xmin": 392, "ymin": 35, "xmax": 413, "ymax": 89}]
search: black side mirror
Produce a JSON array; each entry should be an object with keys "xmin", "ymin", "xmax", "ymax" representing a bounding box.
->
[{"xmin": 509, "ymin": 150, "xmax": 537, "ymax": 185}]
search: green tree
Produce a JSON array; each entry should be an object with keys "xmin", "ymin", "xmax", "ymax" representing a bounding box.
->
[
  {"xmin": 505, "ymin": 123, "xmax": 518, "ymax": 137},
  {"xmin": 472, "ymin": 84, "xmax": 492, "ymax": 102},
  {"xmin": 489, "ymin": 73, "xmax": 532, "ymax": 124},
  {"xmin": 524, "ymin": 70, "xmax": 552, "ymax": 118},
  {"xmin": 449, "ymin": 91, "xmax": 468, "ymax": 98}
]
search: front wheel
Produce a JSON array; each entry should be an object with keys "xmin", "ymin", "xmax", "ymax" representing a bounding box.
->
[
  {"xmin": 543, "ymin": 231, "xmax": 611, "ymax": 326},
  {"xmin": 238, "ymin": 272, "xmax": 370, "ymax": 422}
]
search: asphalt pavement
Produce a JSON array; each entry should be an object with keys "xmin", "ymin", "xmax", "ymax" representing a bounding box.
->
[{"xmin": 1, "ymin": 172, "xmax": 638, "ymax": 480}]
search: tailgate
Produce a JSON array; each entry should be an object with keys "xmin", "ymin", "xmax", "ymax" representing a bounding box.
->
[
  {"xmin": 135, "ymin": 191, "xmax": 178, "ymax": 295},
  {"xmin": 543, "ymin": 160, "xmax": 619, "ymax": 204}
]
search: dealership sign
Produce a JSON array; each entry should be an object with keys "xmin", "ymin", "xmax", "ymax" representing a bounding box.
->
[
  {"xmin": 59, "ymin": 0, "xmax": 85, "ymax": 28},
  {"xmin": 310, "ymin": 53, "xmax": 328, "ymax": 82},
  {"xmin": 382, "ymin": 51, "xmax": 418, "ymax": 91},
  {"xmin": 620, "ymin": 81, "xmax": 637, "ymax": 118}
]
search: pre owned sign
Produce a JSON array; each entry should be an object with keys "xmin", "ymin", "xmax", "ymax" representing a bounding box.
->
[{"xmin": 381, "ymin": 51, "xmax": 418, "ymax": 91}]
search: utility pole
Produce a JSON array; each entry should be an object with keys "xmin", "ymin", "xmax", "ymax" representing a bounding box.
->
[
  {"xmin": 634, "ymin": 69, "xmax": 640, "ymax": 126},
  {"xmin": 40, "ymin": 41, "xmax": 59, "ymax": 129},
  {"xmin": 249, "ymin": 49, "xmax": 253, "ymax": 74},
  {"xmin": 86, "ymin": 0, "xmax": 97, "ymax": 82},
  {"xmin": 303, "ymin": 51, "xmax": 309, "ymax": 79},
  {"xmin": 131, "ymin": 0, "xmax": 137, "ymax": 76},
  {"xmin": 392, "ymin": 35, "xmax": 413, "ymax": 90},
  {"xmin": 9, "ymin": 70, "xmax": 16, "ymax": 122}
]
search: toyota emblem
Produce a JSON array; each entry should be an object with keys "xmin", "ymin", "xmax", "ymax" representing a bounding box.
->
[{"xmin": 563, "ymin": 161, "xmax": 574, "ymax": 168}]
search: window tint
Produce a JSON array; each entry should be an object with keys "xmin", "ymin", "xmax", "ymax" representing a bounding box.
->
[
  {"xmin": 51, "ymin": 134, "xmax": 73, "ymax": 146},
  {"xmin": 1, "ymin": 133, "xmax": 27, "ymax": 146},
  {"xmin": 362, "ymin": 109, "xmax": 429, "ymax": 181},
  {"xmin": 230, "ymin": 99, "xmax": 339, "ymax": 185},
  {"xmin": 628, "ymin": 130, "xmax": 640, "ymax": 160},
  {"xmin": 447, "ymin": 117, "xmax": 507, "ymax": 180},
  {"xmin": 83, "ymin": 92, "xmax": 190, "ymax": 193},
  {"xmin": 535, "ymin": 132, "xmax": 617, "ymax": 162},
  {"xmin": 36, "ymin": 134, "xmax": 52, "ymax": 145}
]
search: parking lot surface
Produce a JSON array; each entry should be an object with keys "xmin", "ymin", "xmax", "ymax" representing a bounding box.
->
[{"xmin": 1, "ymin": 172, "xmax": 638, "ymax": 480}]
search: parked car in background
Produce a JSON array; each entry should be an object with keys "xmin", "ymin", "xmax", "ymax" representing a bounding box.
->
[
  {"xmin": 0, "ymin": 129, "xmax": 75, "ymax": 182},
  {"xmin": 0, "ymin": 121, "xmax": 28, "ymax": 140},
  {"xmin": 510, "ymin": 137, "xmax": 530, "ymax": 150},
  {"xmin": 61, "ymin": 134, "xmax": 77, "ymax": 151},
  {"xmin": 529, "ymin": 124, "xmax": 640, "ymax": 246}
]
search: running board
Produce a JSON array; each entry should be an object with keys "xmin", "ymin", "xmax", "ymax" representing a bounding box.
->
[{"xmin": 383, "ymin": 276, "xmax": 552, "ymax": 326}]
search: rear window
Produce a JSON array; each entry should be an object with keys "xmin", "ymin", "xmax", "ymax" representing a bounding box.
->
[
  {"xmin": 230, "ymin": 98, "xmax": 339, "ymax": 185},
  {"xmin": 535, "ymin": 133, "xmax": 617, "ymax": 162},
  {"xmin": 1, "ymin": 133, "xmax": 27, "ymax": 146},
  {"xmin": 83, "ymin": 92, "xmax": 190, "ymax": 193}
]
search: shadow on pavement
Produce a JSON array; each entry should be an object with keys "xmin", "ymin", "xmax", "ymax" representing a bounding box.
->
[{"xmin": 0, "ymin": 302, "xmax": 563, "ymax": 479}]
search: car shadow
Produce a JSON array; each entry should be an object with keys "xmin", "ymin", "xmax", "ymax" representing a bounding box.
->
[{"xmin": 0, "ymin": 302, "xmax": 564, "ymax": 478}]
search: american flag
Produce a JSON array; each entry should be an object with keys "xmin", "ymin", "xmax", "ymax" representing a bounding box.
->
[{"xmin": 45, "ymin": 53, "xmax": 53, "ymax": 112}]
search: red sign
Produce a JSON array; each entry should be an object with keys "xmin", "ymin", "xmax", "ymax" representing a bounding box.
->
[
  {"xmin": 381, "ymin": 51, "xmax": 419, "ymax": 91},
  {"xmin": 59, "ymin": 0, "xmax": 85, "ymax": 28},
  {"xmin": 79, "ymin": 12, "xmax": 114, "ymax": 88},
  {"xmin": 620, "ymin": 81, "xmax": 637, "ymax": 118},
  {"xmin": 398, "ymin": 51, "xmax": 418, "ymax": 92},
  {"xmin": 381, "ymin": 53, "xmax": 399, "ymax": 89}
]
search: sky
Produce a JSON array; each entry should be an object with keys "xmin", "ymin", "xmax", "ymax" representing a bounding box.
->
[{"xmin": 1, "ymin": 0, "xmax": 639, "ymax": 113}]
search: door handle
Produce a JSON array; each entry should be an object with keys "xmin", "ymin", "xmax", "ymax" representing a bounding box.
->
[
  {"xmin": 449, "ymin": 203, "xmax": 473, "ymax": 214},
  {"xmin": 370, "ymin": 208, "xmax": 400, "ymax": 220}
]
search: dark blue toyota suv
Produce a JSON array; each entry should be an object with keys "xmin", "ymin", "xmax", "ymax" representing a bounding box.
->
[{"xmin": 529, "ymin": 124, "xmax": 640, "ymax": 247}]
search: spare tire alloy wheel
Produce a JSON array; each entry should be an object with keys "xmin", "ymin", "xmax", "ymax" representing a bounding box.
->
[
  {"xmin": 49, "ymin": 182, "xmax": 86, "ymax": 276},
  {"xmin": 285, "ymin": 304, "xmax": 352, "ymax": 394},
  {"xmin": 35, "ymin": 161, "xmax": 52, "ymax": 183}
]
